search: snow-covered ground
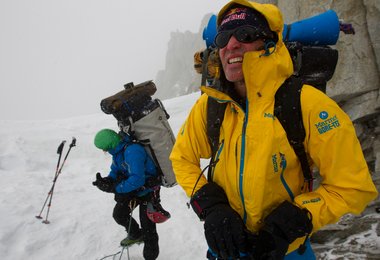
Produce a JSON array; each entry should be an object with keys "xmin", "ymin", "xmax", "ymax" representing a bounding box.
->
[
  {"xmin": 0, "ymin": 91, "xmax": 378, "ymax": 259},
  {"xmin": 0, "ymin": 92, "xmax": 207, "ymax": 260}
]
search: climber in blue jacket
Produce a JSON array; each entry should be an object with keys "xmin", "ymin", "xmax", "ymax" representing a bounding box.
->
[{"xmin": 93, "ymin": 128, "xmax": 168, "ymax": 260}]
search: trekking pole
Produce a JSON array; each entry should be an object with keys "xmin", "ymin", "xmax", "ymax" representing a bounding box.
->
[
  {"xmin": 98, "ymin": 251, "xmax": 122, "ymax": 260},
  {"xmin": 36, "ymin": 140, "xmax": 66, "ymax": 219},
  {"xmin": 42, "ymin": 137, "xmax": 77, "ymax": 224},
  {"xmin": 122, "ymin": 199, "xmax": 137, "ymax": 260}
]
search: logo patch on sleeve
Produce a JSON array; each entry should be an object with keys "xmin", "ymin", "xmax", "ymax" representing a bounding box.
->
[
  {"xmin": 319, "ymin": 111, "xmax": 329, "ymax": 120},
  {"xmin": 302, "ymin": 197, "xmax": 321, "ymax": 205},
  {"xmin": 272, "ymin": 154, "xmax": 278, "ymax": 173},
  {"xmin": 315, "ymin": 111, "xmax": 340, "ymax": 134}
]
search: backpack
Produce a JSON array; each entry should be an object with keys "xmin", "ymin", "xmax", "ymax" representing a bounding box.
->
[
  {"xmin": 206, "ymin": 43, "xmax": 339, "ymax": 191},
  {"xmin": 100, "ymin": 80, "xmax": 177, "ymax": 188}
]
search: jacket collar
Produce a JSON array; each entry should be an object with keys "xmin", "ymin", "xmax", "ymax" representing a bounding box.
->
[
  {"xmin": 202, "ymin": 41, "xmax": 293, "ymax": 103},
  {"xmin": 108, "ymin": 135, "xmax": 131, "ymax": 156}
]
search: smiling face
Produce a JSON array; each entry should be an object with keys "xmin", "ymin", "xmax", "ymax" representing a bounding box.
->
[
  {"xmin": 219, "ymin": 36, "xmax": 264, "ymax": 83},
  {"xmin": 216, "ymin": 5, "xmax": 273, "ymax": 84}
]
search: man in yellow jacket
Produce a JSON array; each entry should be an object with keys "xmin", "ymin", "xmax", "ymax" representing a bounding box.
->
[{"xmin": 170, "ymin": 0, "xmax": 378, "ymax": 259}]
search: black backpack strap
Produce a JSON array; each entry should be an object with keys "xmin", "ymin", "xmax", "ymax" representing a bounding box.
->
[
  {"xmin": 274, "ymin": 77, "xmax": 313, "ymax": 191},
  {"xmin": 206, "ymin": 97, "xmax": 227, "ymax": 181},
  {"xmin": 118, "ymin": 133, "xmax": 163, "ymax": 186},
  {"xmin": 133, "ymin": 138, "xmax": 164, "ymax": 186}
]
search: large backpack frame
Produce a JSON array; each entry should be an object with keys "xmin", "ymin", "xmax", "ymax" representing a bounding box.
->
[{"xmin": 100, "ymin": 81, "xmax": 177, "ymax": 188}]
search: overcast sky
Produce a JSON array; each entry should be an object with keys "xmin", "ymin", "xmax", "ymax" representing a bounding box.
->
[{"xmin": 0, "ymin": 0, "xmax": 224, "ymax": 120}]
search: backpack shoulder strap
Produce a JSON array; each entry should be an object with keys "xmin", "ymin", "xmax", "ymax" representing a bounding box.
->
[
  {"xmin": 206, "ymin": 79, "xmax": 313, "ymax": 190},
  {"xmin": 274, "ymin": 76, "xmax": 313, "ymax": 191},
  {"xmin": 206, "ymin": 96, "xmax": 227, "ymax": 180},
  {"xmin": 121, "ymin": 136, "xmax": 163, "ymax": 187}
]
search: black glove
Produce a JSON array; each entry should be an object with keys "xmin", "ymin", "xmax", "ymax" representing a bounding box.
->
[
  {"xmin": 253, "ymin": 201, "xmax": 313, "ymax": 259},
  {"xmin": 92, "ymin": 172, "xmax": 115, "ymax": 193},
  {"xmin": 190, "ymin": 182, "xmax": 248, "ymax": 259}
]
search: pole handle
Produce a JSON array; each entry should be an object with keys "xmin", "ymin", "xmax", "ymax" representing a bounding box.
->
[
  {"xmin": 70, "ymin": 137, "xmax": 77, "ymax": 148},
  {"xmin": 57, "ymin": 140, "xmax": 66, "ymax": 154}
]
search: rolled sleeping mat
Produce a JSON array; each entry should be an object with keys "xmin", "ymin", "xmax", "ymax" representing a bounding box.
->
[{"xmin": 282, "ymin": 10, "xmax": 340, "ymax": 46}]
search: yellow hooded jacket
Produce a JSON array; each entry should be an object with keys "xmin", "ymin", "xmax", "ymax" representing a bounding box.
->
[{"xmin": 170, "ymin": 0, "xmax": 378, "ymax": 254}]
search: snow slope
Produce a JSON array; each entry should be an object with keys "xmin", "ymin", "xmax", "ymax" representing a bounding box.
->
[{"xmin": 0, "ymin": 92, "xmax": 207, "ymax": 260}]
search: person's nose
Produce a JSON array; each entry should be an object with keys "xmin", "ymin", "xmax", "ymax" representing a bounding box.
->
[{"xmin": 225, "ymin": 35, "xmax": 241, "ymax": 50}]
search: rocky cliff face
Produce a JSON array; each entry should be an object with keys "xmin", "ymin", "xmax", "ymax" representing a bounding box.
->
[
  {"xmin": 154, "ymin": 15, "xmax": 211, "ymax": 99},
  {"xmin": 155, "ymin": 1, "xmax": 379, "ymax": 256}
]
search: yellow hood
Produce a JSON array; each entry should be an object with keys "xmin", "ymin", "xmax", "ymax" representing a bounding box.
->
[{"xmin": 211, "ymin": 0, "xmax": 294, "ymax": 101}]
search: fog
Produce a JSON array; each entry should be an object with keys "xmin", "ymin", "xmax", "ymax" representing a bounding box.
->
[{"xmin": 0, "ymin": 0, "xmax": 223, "ymax": 120}]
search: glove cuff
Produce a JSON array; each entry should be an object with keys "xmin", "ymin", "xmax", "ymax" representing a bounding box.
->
[
  {"xmin": 190, "ymin": 182, "xmax": 229, "ymax": 220},
  {"xmin": 264, "ymin": 200, "xmax": 313, "ymax": 243}
]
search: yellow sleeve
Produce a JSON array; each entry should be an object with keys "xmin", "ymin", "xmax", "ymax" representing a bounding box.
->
[
  {"xmin": 169, "ymin": 94, "xmax": 212, "ymax": 197},
  {"xmin": 294, "ymin": 86, "xmax": 378, "ymax": 231}
]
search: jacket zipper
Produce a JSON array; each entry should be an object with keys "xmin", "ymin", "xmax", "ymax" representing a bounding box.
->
[
  {"xmin": 239, "ymin": 99, "xmax": 249, "ymax": 223},
  {"xmin": 279, "ymin": 153, "xmax": 295, "ymax": 201}
]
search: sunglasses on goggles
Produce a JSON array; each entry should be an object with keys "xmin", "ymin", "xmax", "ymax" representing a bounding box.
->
[{"xmin": 214, "ymin": 25, "xmax": 266, "ymax": 49}]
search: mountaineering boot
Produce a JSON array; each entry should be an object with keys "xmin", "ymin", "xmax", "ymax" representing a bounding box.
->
[{"xmin": 120, "ymin": 232, "xmax": 144, "ymax": 247}]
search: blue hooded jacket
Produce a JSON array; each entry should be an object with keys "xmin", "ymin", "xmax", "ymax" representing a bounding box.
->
[{"xmin": 107, "ymin": 135, "xmax": 157, "ymax": 196}]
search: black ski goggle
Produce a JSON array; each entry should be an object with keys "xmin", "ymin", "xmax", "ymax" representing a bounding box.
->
[{"xmin": 214, "ymin": 25, "xmax": 265, "ymax": 49}]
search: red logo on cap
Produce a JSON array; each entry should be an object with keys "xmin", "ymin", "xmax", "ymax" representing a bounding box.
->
[{"xmin": 221, "ymin": 8, "xmax": 249, "ymax": 27}]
